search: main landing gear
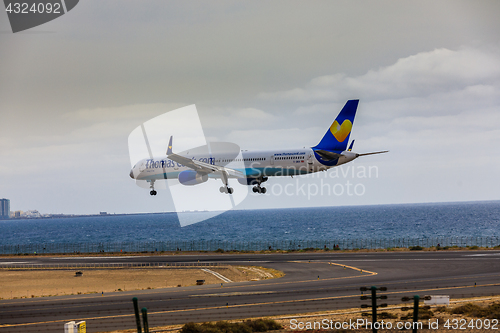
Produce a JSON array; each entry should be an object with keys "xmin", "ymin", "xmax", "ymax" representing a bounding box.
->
[
  {"xmin": 149, "ymin": 180, "xmax": 157, "ymax": 196},
  {"xmin": 252, "ymin": 185, "xmax": 266, "ymax": 194},
  {"xmin": 252, "ymin": 176, "xmax": 268, "ymax": 194}
]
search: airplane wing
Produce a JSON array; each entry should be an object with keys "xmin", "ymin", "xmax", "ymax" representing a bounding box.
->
[
  {"xmin": 166, "ymin": 136, "xmax": 245, "ymax": 179},
  {"xmin": 315, "ymin": 148, "xmax": 389, "ymax": 160}
]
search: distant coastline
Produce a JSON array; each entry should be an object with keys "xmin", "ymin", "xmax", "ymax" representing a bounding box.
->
[
  {"xmin": 7, "ymin": 199, "xmax": 500, "ymax": 220},
  {"xmin": 6, "ymin": 211, "xmax": 175, "ymax": 220}
]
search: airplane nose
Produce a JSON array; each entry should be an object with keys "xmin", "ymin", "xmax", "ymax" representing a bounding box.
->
[{"xmin": 129, "ymin": 169, "xmax": 135, "ymax": 179}]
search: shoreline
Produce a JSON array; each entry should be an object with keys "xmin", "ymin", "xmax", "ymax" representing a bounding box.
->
[{"xmin": 1, "ymin": 245, "xmax": 500, "ymax": 258}]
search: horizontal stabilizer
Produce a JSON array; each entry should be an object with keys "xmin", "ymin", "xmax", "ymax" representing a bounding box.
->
[{"xmin": 357, "ymin": 150, "xmax": 389, "ymax": 157}]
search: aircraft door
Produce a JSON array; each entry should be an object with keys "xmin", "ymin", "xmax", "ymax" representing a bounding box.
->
[
  {"xmin": 270, "ymin": 156, "xmax": 275, "ymax": 165},
  {"xmin": 307, "ymin": 153, "xmax": 314, "ymax": 173}
]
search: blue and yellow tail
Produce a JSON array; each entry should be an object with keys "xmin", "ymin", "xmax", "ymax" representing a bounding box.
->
[{"xmin": 313, "ymin": 99, "xmax": 358, "ymax": 152}]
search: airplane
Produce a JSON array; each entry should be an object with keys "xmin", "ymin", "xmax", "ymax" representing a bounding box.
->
[{"xmin": 129, "ymin": 99, "xmax": 388, "ymax": 195}]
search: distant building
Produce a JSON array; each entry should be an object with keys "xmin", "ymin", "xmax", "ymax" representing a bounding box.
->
[
  {"xmin": 24, "ymin": 210, "xmax": 42, "ymax": 218},
  {"xmin": 0, "ymin": 199, "xmax": 10, "ymax": 219},
  {"xmin": 14, "ymin": 211, "xmax": 21, "ymax": 218}
]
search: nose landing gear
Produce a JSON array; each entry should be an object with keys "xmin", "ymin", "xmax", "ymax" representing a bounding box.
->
[
  {"xmin": 149, "ymin": 180, "xmax": 157, "ymax": 196},
  {"xmin": 219, "ymin": 186, "xmax": 234, "ymax": 194}
]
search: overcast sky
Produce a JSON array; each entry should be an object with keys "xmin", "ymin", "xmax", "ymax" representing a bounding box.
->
[{"xmin": 1, "ymin": 0, "xmax": 499, "ymax": 215}]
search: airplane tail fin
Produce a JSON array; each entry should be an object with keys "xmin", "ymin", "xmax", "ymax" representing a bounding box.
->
[
  {"xmin": 166, "ymin": 136, "xmax": 173, "ymax": 155},
  {"xmin": 313, "ymin": 99, "xmax": 358, "ymax": 152}
]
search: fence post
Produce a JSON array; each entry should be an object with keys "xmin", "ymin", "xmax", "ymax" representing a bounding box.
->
[
  {"xmin": 132, "ymin": 298, "xmax": 142, "ymax": 333},
  {"xmin": 412, "ymin": 295, "xmax": 420, "ymax": 333},
  {"xmin": 141, "ymin": 308, "xmax": 149, "ymax": 333},
  {"xmin": 371, "ymin": 286, "xmax": 377, "ymax": 329},
  {"xmin": 360, "ymin": 286, "xmax": 387, "ymax": 333}
]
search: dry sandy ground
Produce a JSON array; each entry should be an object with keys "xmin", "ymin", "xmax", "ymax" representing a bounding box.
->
[{"xmin": 0, "ymin": 266, "xmax": 279, "ymax": 299}]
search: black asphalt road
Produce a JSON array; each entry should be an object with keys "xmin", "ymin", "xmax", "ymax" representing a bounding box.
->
[{"xmin": 1, "ymin": 251, "xmax": 500, "ymax": 332}]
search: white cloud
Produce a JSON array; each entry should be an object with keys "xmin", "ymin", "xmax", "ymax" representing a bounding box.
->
[
  {"xmin": 234, "ymin": 108, "xmax": 277, "ymax": 121},
  {"xmin": 260, "ymin": 47, "xmax": 500, "ymax": 102},
  {"xmin": 62, "ymin": 103, "xmax": 186, "ymax": 126},
  {"xmin": 198, "ymin": 106, "xmax": 279, "ymax": 134}
]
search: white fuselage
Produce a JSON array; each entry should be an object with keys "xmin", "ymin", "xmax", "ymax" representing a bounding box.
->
[{"xmin": 131, "ymin": 148, "xmax": 358, "ymax": 182}]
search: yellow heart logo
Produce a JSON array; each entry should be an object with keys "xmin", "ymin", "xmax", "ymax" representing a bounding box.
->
[{"xmin": 330, "ymin": 119, "xmax": 352, "ymax": 142}]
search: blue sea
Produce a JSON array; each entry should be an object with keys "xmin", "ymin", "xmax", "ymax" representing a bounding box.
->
[{"xmin": 1, "ymin": 201, "xmax": 500, "ymax": 247}]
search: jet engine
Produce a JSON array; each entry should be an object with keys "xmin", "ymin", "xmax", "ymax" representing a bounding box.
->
[
  {"xmin": 178, "ymin": 170, "xmax": 208, "ymax": 186},
  {"xmin": 237, "ymin": 177, "xmax": 268, "ymax": 186}
]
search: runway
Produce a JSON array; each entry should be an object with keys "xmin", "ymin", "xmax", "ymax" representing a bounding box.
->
[{"xmin": 1, "ymin": 251, "xmax": 500, "ymax": 332}]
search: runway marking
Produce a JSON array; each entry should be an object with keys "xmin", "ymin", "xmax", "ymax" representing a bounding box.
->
[
  {"xmin": 239, "ymin": 266, "xmax": 274, "ymax": 278},
  {"xmin": 287, "ymin": 260, "xmax": 377, "ymax": 276},
  {"xmin": 49, "ymin": 256, "xmax": 138, "ymax": 259},
  {"xmin": 201, "ymin": 268, "xmax": 232, "ymax": 283},
  {"xmin": 323, "ymin": 258, "xmax": 500, "ymax": 261},
  {"xmin": 190, "ymin": 291, "xmax": 276, "ymax": 297},
  {"xmin": 328, "ymin": 262, "xmax": 377, "ymax": 275},
  {"xmin": 2, "ymin": 282, "xmax": 500, "ymax": 328},
  {"xmin": 0, "ymin": 262, "xmax": 31, "ymax": 265}
]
